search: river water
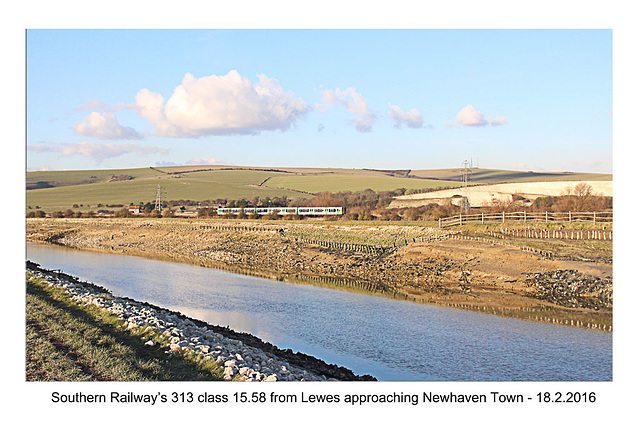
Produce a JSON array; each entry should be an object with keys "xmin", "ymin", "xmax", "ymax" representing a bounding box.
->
[{"xmin": 26, "ymin": 242, "xmax": 612, "ymax": 381}]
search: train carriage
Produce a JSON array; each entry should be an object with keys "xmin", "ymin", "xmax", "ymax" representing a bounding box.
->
[{"xmin": 216, "ymin": 206, "xmax": 344, "ymax": 216}]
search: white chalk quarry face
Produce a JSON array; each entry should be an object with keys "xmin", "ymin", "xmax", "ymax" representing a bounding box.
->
[{"xmin": 392, "ymin": 181, "xmax": 612, "ymax": 208}]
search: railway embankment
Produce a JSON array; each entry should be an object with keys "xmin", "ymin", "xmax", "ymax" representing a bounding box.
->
[{"xmin": 26, "ymin": 218, "xmax": 612, "ymax": 330}]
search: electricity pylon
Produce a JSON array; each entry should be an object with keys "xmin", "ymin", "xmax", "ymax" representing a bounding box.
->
[{"xmin": 154, "ymin": 185, "xmax": 165, "ymax": 212}]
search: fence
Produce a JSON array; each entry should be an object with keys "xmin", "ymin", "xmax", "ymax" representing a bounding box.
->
[
  {"xmin": 439, "ymin": 211, "xmax": 613, "ymax": 228},
  {"xmin": 486, "ymin": 228, "xmax": 613, "ymax": 241}
]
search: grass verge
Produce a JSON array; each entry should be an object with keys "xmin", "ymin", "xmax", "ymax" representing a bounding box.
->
[{"xmin": 26, "ymin": 273, "xmax": 223, "ymax": 381}]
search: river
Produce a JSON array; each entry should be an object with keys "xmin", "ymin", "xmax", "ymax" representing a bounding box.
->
[{"xmin": 26, "ymin": 242, "xmax": 612, "ymax": 381}]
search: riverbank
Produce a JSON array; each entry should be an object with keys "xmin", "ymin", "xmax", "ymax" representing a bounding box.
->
[
  {"xmin": 27, "ymin": 261, "xmax": 375, "ymax": 381},
  {"xmin": 26, "ymin": 218, "xmax": 612, "ymax": 330}
]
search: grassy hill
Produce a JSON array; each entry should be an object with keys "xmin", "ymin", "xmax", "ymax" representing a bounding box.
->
[
  {"xmin": 409, "ymin": 168, "xmax": 612, "ymax": 184},
  {"xmin": 26, "ymin": 165, "xmax": 612, "ymax": 212}
]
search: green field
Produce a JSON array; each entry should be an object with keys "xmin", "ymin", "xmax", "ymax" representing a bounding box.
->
[
  {"xmin": 26, "ymin": 273, "xmax": 223, "ymax": 381},
  {"xmin": 265, "ymin": 173, "xmax": 456, "ymax": 194},
  {"xmin": 409, "ymin": 168, "xmax": 612, "ymax": 184},
  {"xmin": 26, "ymin": 165, "xmax": 612, "ymax": 212},
  {"xmin": 27, "ymin": 167, "xmax": 302, "ymax": 210}
]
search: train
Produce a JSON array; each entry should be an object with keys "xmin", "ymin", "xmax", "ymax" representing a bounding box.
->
[{"xmin": 216, "ymin": 206, "xmax": 344, "ymax": 216}]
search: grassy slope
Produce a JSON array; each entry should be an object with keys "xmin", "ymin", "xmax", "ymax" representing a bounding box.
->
[
  {"xmin": 26, "ymin": 166, "xmax": 612, "ymax": 211},
  {"xmin": 26, "ymin": 167, "xmax": 161, "ymax": 188},
  {"xmin": 265, "ymin": 173, "xmax": 460, "ymax": 193},
  {"xmin": 26, "ymin": 273, "xmax": 223, "ymax": 381},
  {"xmin": 27, "ymin": 169, "xmax": 309, "ymax": 210},
  {"xmin": 410, "ymin": 168, "xmax": 612, "ymax": 184}
]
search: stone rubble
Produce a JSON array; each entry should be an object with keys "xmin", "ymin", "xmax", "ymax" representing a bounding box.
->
[
  {"xmin": 27, "ymin": 265, "xmax": 369, "ymax": 382},
  {"xmin": 523, "ymin": 269, "xmax": 613, "ymax": 311}
]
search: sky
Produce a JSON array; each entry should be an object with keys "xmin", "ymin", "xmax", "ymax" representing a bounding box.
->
[{"xmin": 26, "ymin": 29, "xmax": 612, "ymax": 173}]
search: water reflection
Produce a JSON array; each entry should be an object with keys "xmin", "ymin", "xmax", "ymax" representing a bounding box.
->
[{"xmin": 26, "ymin": 242, "xmax": 612, "ymax": 381}]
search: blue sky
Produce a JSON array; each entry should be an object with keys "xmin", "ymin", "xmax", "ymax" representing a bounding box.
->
[{"xmin": 26, "ymin": 29, "xmax": 612, "ymax": 173}]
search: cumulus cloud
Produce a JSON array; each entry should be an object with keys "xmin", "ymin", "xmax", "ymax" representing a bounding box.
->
[
  {"xmin": 455, "ymin": 104, "xmax": 488, "ymax": 126},
  {"xmin": 453, "ymin": 104, "xmax": 508, "ymax": 127},
  {"xmin": 186, "ymin": 157, "xmax": 224, "ymax": 165},
  {"xmin": 73, "ymin": 112, "xmax": 142, "ymax": 140},
  {"xmin": 320, "ymin": 87, "xmax": 376, "ymax": 132},
  {"xmin": 134, "ymin": 70, "xmax": 310, "ymax": 137},
  {"xmin": 387, "ymin": 104, "xmax": 424, "ymax": 129},
  {"xmin": 28, "ymin": 141, "xmax": 167, "ymax": 163}
]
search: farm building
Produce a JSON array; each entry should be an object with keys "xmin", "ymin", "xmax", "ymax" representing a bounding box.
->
[{"xmin": 127, "ymin": 205, "xmax": 141, "ymax": 215}]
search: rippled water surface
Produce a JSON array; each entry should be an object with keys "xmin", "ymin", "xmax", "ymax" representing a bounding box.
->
[{"xmin": 27, "ymin": 242, "xmax": 612, "ymax": 381}]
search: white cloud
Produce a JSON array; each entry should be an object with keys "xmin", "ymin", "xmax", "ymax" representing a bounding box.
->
[
  {"xmin": 453, "ymin": 104, "xmax": 508, "ymax": 127},
  {"xmin": 321, "ymin": 87, "xmax": 376, "ymax": 132},
  {"xmin": 135, "ymin": 70, "xmax": 310, "ymax": 137},
  {"xmin": 455, "ymin": 104, "xmax": 488, "ymax": 126},
  {"xmin": 387, "ymin": 104, "xmax": 424, "ymax": 129},
  {"xmin": 75, "ymin": 99, "xmax": 109, "ymax": 112},
  {"xmin": 26, "ymin": 165, "xmax": 53, "ymax": 172},
  {"xmin": 28, "ymin": 141, "xmax": 167, "ymax": 163},
  {"xmin": 186, "ymin": 157, "xmax": 224, "ymax": 165},
  {"xmin": 73, "ymin": 112, "xmax": 142, "ymax": 140},
  {"xmin": 488, "ymin": 116, "xmax": 509, "ymax": 126}
]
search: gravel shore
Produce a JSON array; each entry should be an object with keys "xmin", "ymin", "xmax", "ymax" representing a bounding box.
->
[{"xmin": 27, "ymin": 261, "xmax": 376, "ymax": 382}]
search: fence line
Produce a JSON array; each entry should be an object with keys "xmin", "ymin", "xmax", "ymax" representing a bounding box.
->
[
  {"xmin": 485, "ymin": 228, "xmax": 613, "ymax": 241},
  {"xmin": 439, "ymin": 211, "xmax": 612, "ymax": 228}
]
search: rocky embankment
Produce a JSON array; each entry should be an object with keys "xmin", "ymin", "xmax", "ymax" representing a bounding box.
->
[
  {"xmin": 524, "ymin": 270, "xmax": 612, "ymax": 311},
  {"xmin": 27, "ymin": 261, "xmax": 375, "ymax": 382}
]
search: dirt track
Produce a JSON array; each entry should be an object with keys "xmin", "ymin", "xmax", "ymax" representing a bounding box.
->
[{"xmin": 26, "ymin": 218, "xmax": 612, "ymax": 330}]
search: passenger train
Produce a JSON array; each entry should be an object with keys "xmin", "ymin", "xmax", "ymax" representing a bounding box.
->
[{"xmin": 216, "ymin": 206, "xmax": 344, "ymax": 216}]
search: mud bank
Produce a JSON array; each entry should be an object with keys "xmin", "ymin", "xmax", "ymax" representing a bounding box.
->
[{"xmin": 26, "ymin": 218, "xmax": 612, "ymax": 330}]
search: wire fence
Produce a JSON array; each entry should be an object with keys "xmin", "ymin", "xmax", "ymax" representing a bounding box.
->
[{"xmin": 439, "ymin": 211, "xmax": 613, "ymax": 228}]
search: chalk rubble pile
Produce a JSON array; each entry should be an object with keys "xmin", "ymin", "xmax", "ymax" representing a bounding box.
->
[{"xmin": 27, "ymin": 264, "xmax": 374, "ymax": 382}]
